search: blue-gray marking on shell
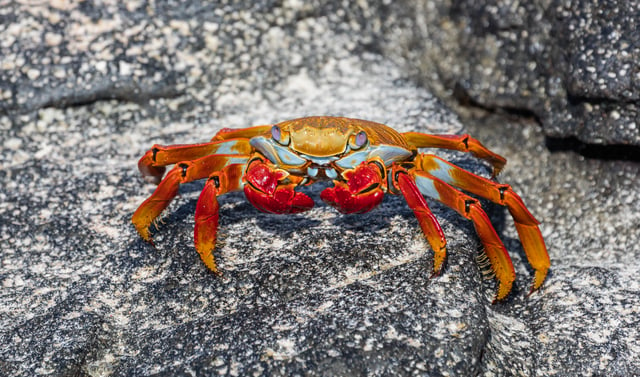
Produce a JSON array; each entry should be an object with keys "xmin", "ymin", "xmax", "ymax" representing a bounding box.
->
[
  {"xmin": 300, "ymin": 155, "xmax": 339, "ymax": 165},
  {"xmin": 335, "ymin": 145, "xmax": 412, "ymax": 169},
  {"xmin": 250, "ymin": 137, "xmax": 307, "ymax": 166},
  {"xmin": 228, "ymin": 156, "xmax": 250, "ymax": 165}
]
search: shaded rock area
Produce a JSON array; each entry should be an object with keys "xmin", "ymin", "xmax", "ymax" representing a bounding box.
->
[
  {"xmin": 1, "ymin": 1, "xmax": 639, "ymax": 376},
  {"xmin": 389, "ymin": 0, "xmax": 640, "ymax": 146}
]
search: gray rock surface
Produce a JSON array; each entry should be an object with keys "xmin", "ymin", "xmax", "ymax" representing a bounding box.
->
[
  {"xmin": 387, "ymin": 0, "xmax": 640, "ymax": 146},
  {"xmin": 461, "ymin": 111, "xmax": 640, "ymax": 376},
  {"xmin": 1, "ymin": 1, "xmax": 639, "ymax": 376}
]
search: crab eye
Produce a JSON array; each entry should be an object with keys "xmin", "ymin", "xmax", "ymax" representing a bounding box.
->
[
  {"xmin": 271, "ymin": 125, "xmax": 290, "ymax": 145},
  {"xmin": 271, "ymin": 125, "xmax": 281, "ymax": 141},
  {"xmin": 351, "ymin": 131, "xmax": 368, "ymax": 149}
]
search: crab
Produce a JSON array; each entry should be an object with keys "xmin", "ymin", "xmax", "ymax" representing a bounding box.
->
[{"xmin": 132, "ymin": 116, "xmax": 550, "ymax": 301}]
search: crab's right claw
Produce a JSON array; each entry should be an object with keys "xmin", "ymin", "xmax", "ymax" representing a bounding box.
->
[{"xmin": 243, "ymin": 159, "xmax": 314, "ymax": 214}]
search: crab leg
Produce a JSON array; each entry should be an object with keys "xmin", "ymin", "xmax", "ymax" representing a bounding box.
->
[
  {"xmin": 400, "ymin": 167, "xmax": 516, "ymax": 301},
  {"xmin": 402, "ymin": 132, "xmax": 506, "ymax": 176},
  {"xmin": 415, "ymin": 154, "xmax": 550, "ymax": 292},
  {"xmin": 132, "ymin": 154, "xmax": 249, "ymax": 243},
  {"xmin": 138, "ymin": 139, "xmax": 253, "ymax": 184},
  {"xmin": 393, "ymin": 171, "xmax": 448, "ymax": 275},
  {"xmin": 194, "ymin": 163, "xmax": 245, "ymax": 274},
  {"xmin": 211, "ymin": 125, "xmax": 273, "ymax": 141}
]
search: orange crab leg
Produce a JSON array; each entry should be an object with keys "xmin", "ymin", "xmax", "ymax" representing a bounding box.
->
[
  {"xmin": 132, "ymin": 154, "xmax": 249, "ymax": 243},
  {"xmin": 194, "ymin": 163, "xmax": 245, "ymax": 274},
  {"xmin": 415, "ymin": 154, "xmax": 550, "ymax": 292},
  {"xmin": 138, "ymin": 139, "xmax": 253, "ymax": 184},
  {"xmin": 402, "ymin": 133, "xmax": 506, "ymax": 176},
  {"xmin": 393, "ymin": 171, "xmax": 448, "ymax": 275},
  {"xmin": 405, "ymin": 168, "xmax": 516, "ymax": 301},
  {"xmin": 211, "ymin": 125, "xmax": 273, "ymax": 141}
]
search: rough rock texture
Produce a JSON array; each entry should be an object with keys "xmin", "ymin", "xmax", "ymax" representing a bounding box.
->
[
  {"xmin": 388, "ymin": 0, "xmax": 640, "ymax": 146},
  {"xmin": 1, "ymin": 1, "xmax": 639, "ymax": 376},
  {"xmin": 461, "ymin": 111, "xmax": 640, "ymax": 376}
]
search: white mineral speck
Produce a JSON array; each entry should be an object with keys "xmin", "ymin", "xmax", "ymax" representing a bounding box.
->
[
  {"xmin": 4, "ymin": 137, "xmax": 23, "ymax": 150},
  {"xmin": 53, "ymin": 67, "xmax": 66, "ymax": 79},
  {"xmin": 26, "ymin": 68, "xmax": 40, "ymax": 80},
  {"xmin": 95, "ymin": 60, "xmax": 108, "ymax": 74},
  {"xmin": 45, "ymin": 32, "xmax": 63, "ymax": 46},
  {"xmin": 119, "ymin": 61, "xmax": 132, "ymax": 75}
]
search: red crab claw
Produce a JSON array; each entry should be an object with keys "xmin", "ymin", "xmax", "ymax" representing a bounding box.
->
[
  {"xmin": 243, "ymin": 160, "xmax": 314, "ymax": 214},
  {"xmin": 321, "ymin": 162, "xmax": 385, "ymax": 214}
]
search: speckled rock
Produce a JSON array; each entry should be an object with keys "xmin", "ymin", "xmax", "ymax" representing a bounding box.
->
[
  {"xmin": 460, "ymin": 112, "xmax": 640, "ymax": 376},
  {"xmin": 0, "ymin": 2, "xmax": 484, "ymax": 376},
  {"xmin": 388, "ymin": 0, "xmax": 640, "ymax": 146},
  {"xmin": 1, "ymin": 1, "xmax": 639, "ymax": 377}
]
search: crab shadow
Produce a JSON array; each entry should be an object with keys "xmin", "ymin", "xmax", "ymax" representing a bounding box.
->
[
  {"xmin": 224, "ymin": 182, "xmax": 397, "ymax": 238},
  {"xmin": 126, "ymin": 175, "xmax": 544, "ymax": 306},
  {"xmin": 157, "ymin": 181, "xmax": 440, "ymax": 253},
  {"xmin": 158, "ymin": 178, "xmax": 523, "ymax": 250},
  {"xmin": 142, "ymin": 177, "xmax": 532, "ymax": 272}
]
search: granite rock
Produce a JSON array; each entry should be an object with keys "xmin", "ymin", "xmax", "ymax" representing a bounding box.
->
[
  {"xmin": 460, "ymin": 112, "xmax": 640, "ymax": 376},
  {"xmin": 1, "ymin": 1, "xmax": 639, "ymax": 376},
  {"xmin": 1, "ymin": 2, "xmax": 483, "ymax": 376},
  {"xmin": 388, "ymin": 0, "xmax": 640, "ymax": 146}
]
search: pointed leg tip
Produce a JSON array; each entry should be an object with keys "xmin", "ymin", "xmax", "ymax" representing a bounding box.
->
[
  {"xmin": 196, "ymin": 244, "xmax": 222, "ymax": 276},
  {"xmin": 530, "ymin": 268, "xmax": 549, "ymax": 293},
  {"xmin": 491, "ymin": 295, "xmax": 509, "ymax": 304},
  {"xmin": 139, "ymin": 232, "xmax": 156, "ymax": 249},
  {"xmin": 201, "ymin": 257, "xmax": 221, "ymax": 276},
  {"xmin": 133, "ymin": 225, "xmax": 156, "ymax": 247},
  {"xmin": 527, "ymin": 278, "xmax": 546, "ymax": 297},
  {"xmin": 430, "ymin": 248, "xmax": 446, "ymax": 278},
  {"xmin": 491, "ymin": 279, "xmax": 513, "ymax": 303},
  {"xmin": 430, "ymin": 263, "xmax": 443, "ymax": 279},
  {"xmin": 491, "ymin": 288, "xmax": 508, "ymax": 304}
]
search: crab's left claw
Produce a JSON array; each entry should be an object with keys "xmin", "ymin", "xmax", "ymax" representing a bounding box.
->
[{"xmin": 321, "ymin": 162, "xmax": 385, "ymax": 214}]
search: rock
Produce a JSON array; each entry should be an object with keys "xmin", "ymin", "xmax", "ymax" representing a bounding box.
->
[
  {"xmin": 389, "ymin": 0, "xmax": 640, "ymax": 146},
  {"xmin": 1, "ymin": 1, "xmax": 639, "ymax": 376},
  {"xmin": 0, "ymin": 2, "xmax": 486, "ymax": 376},
  {"xmin": 460, "ymin": 113, "xmax": 640, "ymax": 376}
]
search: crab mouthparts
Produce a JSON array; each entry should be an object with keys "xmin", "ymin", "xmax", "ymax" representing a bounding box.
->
[{"xmin": 307, "ymin": 164, "xmax": 338, "ymax": 180}]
